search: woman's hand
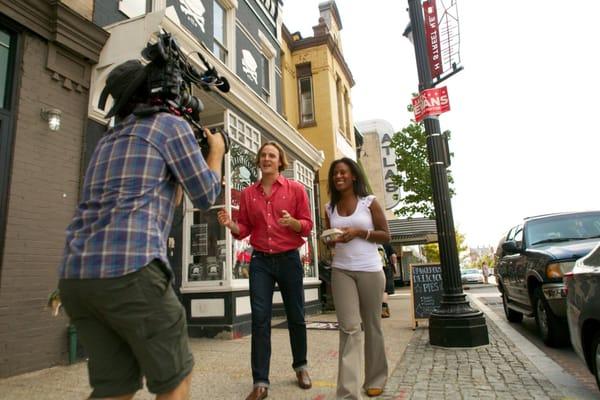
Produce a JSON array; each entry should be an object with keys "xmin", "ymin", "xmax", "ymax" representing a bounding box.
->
[{"xmin": 336, "ymin": 227, "xmax": 362, "ymax": 243}]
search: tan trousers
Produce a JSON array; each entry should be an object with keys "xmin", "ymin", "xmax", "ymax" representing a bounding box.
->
[{"xmin": 331, "ymin": 268, "xmax": 388, "ymax": 399}]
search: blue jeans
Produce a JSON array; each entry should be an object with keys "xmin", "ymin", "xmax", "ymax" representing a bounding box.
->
[{"xmin": 249, "ymin": 249, "xmax": 307, "ymax": 386}]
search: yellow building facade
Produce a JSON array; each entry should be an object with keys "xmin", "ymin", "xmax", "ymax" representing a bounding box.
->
[{"xmin": 281, "ymin": 1, "xmax": 356, "ymax": 219}]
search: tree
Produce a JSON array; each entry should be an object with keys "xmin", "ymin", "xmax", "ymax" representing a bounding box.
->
[
  {"xmin": 389, "ymin": 104, "xmax": 455, "ymax": 219},
  {"xmin": 422, "ymin": 229, "xmax": 467, "ymax": 263},
  {"xmin": 475, "ymin": 254, "xmax": 495, "ymax": 269}
]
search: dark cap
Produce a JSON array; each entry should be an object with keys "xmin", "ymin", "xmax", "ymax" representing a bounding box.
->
[{"xmin": 98, "ymin": 59, "xmax": 148, "ymax": 118}]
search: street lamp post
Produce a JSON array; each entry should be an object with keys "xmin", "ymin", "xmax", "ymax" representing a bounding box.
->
[{"xmin": 405, "ymin": 0, "xmax": 489, "ymax": 347}]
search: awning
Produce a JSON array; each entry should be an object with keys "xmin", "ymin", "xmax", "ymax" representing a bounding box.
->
[{"xmin": 388, "ymin": 218, "xmax": 438, "ymax": 245}]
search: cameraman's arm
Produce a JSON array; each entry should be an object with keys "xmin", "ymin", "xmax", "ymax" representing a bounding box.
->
[{"xmin": 203, "ymin": 127, "xmax": 226, "ymax": 179}]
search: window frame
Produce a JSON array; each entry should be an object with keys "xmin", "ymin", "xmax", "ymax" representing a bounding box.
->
[
  {"xmin": 257, "ymin": 30, "xmax": 275, "ymax": 107},
  {"xmin": 296, "ymin": 63, "xmax": 315, "ymax": 127},
  {"xmin": 213, "ymin": 0, "xmax": 228, "ymax": 64},
  {"xmin": 292, "ymin": 161, "xmax": 318, "ymax": 281},
  {"xmin": 0, "ymin": 19, "xmax": 21, "ymax": 279}
]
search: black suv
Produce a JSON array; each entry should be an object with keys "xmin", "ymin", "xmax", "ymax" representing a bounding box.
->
[{"xmin": 495, "ymin": 211, "xmax": 600, "ymax": 347}]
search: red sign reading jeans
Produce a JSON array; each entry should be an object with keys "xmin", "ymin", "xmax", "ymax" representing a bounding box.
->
[{"xmin": 412, "ymin": 86, "xmax": 450, "ymax": 122}]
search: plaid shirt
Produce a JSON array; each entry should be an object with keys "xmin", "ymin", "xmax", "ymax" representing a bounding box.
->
[{"xmin": 59, "ymin": 112, "xmax": 221, "ymax": 279}]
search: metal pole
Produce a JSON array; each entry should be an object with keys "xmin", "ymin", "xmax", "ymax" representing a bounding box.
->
[{"xmin": 407, "ymin": 0, "xmax": 488, "ymax": 347}]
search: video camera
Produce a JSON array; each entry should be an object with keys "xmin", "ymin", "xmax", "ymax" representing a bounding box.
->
[{"xmin": 99, "ymin": 31, "xmax": 231, "ymax": 155}]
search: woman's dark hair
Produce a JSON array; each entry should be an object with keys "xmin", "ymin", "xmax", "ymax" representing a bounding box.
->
[{"xmin": 327, "ymin": 157, "xmax": 370, "ymax": 212}]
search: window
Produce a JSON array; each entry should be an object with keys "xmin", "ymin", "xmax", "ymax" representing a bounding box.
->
[
  {"xmin": 336, "ymin": 77, "xmax": 345, "ymax": 134},
  {"xmin": 0, "ymin": 25, "xmax": 16, "ymax": 269},
  {"xmin": 213, "ymin": 0, "xmax": 228, "ymax": 63},
  {"xmin": 227, "ymin": 110, "xmax": 260, "ymax": 153},
  {"xmin": 344, "ymin": 88, "xmax": 351, "ymax": 139},
  {"xmin": 118, "ymin": 0, "xmax": 147, "ymax": 18},
  {"xmin": 260, "ymin": 53, "xmax": 270, "ymax": 102},
  {"xmin": 293, "ymin": 161, "xmax": 317, "ymax": 279},
  {"xmin": 0, "ymin": 29, "xmax": 11, "ymax": 108},
  {"xmin": 297, "ymin": 64, "xmax": 314, "ymax": 126},
  {"xmin": 229, "ymin": 143, "xmax": 259, "ymax": 280},
  {"xmin": 258, "ymin": 30, "xmax": 275, "ymax": 107}
]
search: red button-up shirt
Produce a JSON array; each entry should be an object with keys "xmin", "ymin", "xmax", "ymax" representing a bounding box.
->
[{"xmin": 233, "ymin": 175, "xmax": 313, "ymax": 253}]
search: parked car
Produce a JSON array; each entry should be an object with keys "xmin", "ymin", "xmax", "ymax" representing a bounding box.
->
[
  {"xmin": 461, "ymin": 268, "xmax": 484, "ymax": 284},
  {"xmin": 495, "ymin": 211, "xmax": 600, "ymax": 347},
  {"xmin": 565, "ymin": 243, "xmax": 600, "ymax": 389}
]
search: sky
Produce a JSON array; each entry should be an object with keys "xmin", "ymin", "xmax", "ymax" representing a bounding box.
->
[{"xmin": 281, "ymin": 0, "xmax": 600, "ymax": 248}]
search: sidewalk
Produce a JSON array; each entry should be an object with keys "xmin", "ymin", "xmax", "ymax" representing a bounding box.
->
[{"xmin": 1, "ymin": 286, "xmax": 598, "ymax": 399}]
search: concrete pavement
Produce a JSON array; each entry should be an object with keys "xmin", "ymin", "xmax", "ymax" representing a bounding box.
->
[{"xmin": 1, "ymin": 285, "xmax": 598, "ymax": 399}]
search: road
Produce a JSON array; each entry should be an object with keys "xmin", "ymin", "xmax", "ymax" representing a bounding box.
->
[{"xmin": 465, "ymin": 282, "xmax": 600, "ymax": 395}]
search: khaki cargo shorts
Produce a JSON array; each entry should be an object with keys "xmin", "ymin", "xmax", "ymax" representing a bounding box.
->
[{"xmin": 59, "ymin": 260, "xmax": 194, "ymax": 398}]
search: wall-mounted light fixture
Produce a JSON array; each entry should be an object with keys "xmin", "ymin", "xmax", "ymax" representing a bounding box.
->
[{"xmin": 41, "ymin": 107, "xmax": 62, "ymax": 131}]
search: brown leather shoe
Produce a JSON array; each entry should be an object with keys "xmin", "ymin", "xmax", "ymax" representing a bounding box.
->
[
  {"xmin": 296, "ymin": 369, "xmax": 312, "ymax": 389},
  {"xmin": 366, "ymin": 388, "xmax": 383, "ymax": 397},
  {"xmin": 245, "ymin": 386, "xmax": 268, "ymax": 400}
]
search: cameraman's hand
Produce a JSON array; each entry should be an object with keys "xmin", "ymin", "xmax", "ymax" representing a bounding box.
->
[
  {"xmin": 204, "ymin": 128, "xmax": 225, "ymax": 179},
  {"xmin": 205, "ymin": 127, "xmax": 226, "ymax": 157}
]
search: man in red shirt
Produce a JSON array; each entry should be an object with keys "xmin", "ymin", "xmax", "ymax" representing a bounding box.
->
[{"xmin": 217, "ymin": 141, "xmax": 313, "ymax": 400}]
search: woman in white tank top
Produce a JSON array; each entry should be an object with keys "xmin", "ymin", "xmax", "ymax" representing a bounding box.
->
[{"xmin": 323, "ymin": 157, "xmax": 390, "ymax": 399}]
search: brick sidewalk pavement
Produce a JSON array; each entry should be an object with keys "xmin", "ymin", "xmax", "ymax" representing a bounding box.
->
[{"xmin": 380, "ymin": 324, "xmax": 564, "ymax": 400}]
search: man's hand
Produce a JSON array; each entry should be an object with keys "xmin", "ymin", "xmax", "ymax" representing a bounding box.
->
[
  {"xmin": 217, "ymin": 209, "xmax": 233, "ymax": 228},
  {"xmin": 217, "ymin": 209, "xmax": 241, "ymax": 235},
  {"xmin": 278, "ymin": 210, "xmax": 300, "ymax": 232}
]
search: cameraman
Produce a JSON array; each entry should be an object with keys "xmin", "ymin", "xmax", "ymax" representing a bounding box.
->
[{"xmin": 57, "ymin": 60, "xmax": 225, "ymax": 400}]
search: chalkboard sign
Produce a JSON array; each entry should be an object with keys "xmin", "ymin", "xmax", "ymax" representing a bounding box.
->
[{"xmin": 409, "ymin": 263, "xmax": 443, "ymax": 329}]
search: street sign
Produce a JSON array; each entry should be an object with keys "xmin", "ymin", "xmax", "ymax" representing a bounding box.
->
[{"xmin": 411, "ymin": 86, "xmax": 450, "ymax": 122}]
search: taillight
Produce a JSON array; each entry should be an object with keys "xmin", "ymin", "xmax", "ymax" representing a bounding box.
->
[{"xmin": 563, "ymin": 271, "xmax": 574, "ymax": 295}]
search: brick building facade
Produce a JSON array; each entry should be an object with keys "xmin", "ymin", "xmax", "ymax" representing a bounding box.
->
[{"xmin": 0, "ymin": 0, "xmax": 107, "ymax": 377}]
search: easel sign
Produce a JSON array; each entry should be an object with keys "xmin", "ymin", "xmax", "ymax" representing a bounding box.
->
[{"xmin": 409, "ymin": 263, "xmax": 443, "ymax": 329}]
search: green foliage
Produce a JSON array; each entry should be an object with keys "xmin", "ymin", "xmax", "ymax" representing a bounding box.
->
[
  {"xmin": 422, "ymin": 230, "xmax": 467, "ymax": 263},
  {"xmin": 475, "ymin": 253, "xmax": 495, "ymax": 268},
  {"xmin": 389, "ymin": 103, "xmax": 455, "ymax": 218}
]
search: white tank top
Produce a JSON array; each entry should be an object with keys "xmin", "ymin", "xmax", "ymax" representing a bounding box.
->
[{"xmin": 326, "ymin": 195, "xmax": 382, "ymax": 272}]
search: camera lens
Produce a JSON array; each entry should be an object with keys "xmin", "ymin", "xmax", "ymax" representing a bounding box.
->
[{"xmin": 180, "ymin": 92, "xmax": 204, "ymax": 116}]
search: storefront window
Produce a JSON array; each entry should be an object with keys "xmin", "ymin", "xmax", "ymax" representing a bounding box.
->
[
  {"xmin": 293, "ymin": 161, "xmax": 318, "ymax": 280},
  {"xmin": 229, "ymin": 143, "xmax": 258, "ymax": 279},
  {"xmin": 299, "ymin": 186, "xmax": 317, "ymax": 278},
  {"xmin": 187, "ymin": 187, "xmax": 226, "ymax": 283}
]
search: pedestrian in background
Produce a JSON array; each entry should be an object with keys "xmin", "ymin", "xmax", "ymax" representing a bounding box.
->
[
  {"xmin": 217, "ymin": 141, "xmax": 313, "ymax": 400},
  {"xmin": 381, "ymin": 243, "xmax": 397, "ymax": 318},
  {"xmin": 482, "ymin": 262, "xmax": 490, "ymax": 284},
  {"xmin": 324, "ymin": 157, "xmax": 390, "ymax": 399},
  {"xmin": 57, "ymin": 60, "xmax": 226, "ymax": 400}
]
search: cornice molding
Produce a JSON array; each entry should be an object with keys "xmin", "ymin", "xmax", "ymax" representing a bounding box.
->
[
  {"xmin": 0, "ymin": 0, "xmax": 109, "ymax": 63},
  {"xmin": 287, "ymin": 34, "xmax": 355, "ymax": 87}
]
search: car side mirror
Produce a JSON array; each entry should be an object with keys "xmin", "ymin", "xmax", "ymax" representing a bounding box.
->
[{"xmin": 502, "ymin": 240, "xmax": 521, "ymax": 254}]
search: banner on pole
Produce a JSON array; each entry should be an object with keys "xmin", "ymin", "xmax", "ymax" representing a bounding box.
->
[
  {"xmin": 422, "ymin": 0, "xmax": 462, "ymax": 83},
  {"xmin": 423, "ymin": 0, "xmax": 442, "ymax": 79},
  {"xmin": 412, "ymin": 86, "xmax": 450, "ymax": 122}
]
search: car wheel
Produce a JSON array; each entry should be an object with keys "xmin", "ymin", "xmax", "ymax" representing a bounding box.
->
[
  {"xmin": 502, "ymin": 292, "xmax": 523, "ymax": 323},
  {"xmin": 534, "ymin": 287, "xmax": 569, "ymax": 347},
  {"xmin": 591, "ymin": 331, "xmax": 600, "ymax": 391}
]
